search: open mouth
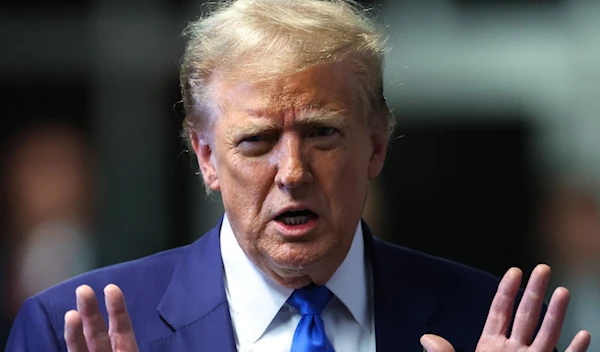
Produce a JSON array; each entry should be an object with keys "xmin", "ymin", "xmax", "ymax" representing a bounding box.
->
[{"xmin": 275, "ymin": 209, "xmax": 318, "ymax": 226}]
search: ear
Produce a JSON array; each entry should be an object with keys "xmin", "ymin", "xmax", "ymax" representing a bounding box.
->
[
  {"xmin": 367, "ymin": 112, "xmax": 389, "ymax": 180},
  {"xmin": 191, "ymin": 132, "xmax": 220, "ymax": 191}
]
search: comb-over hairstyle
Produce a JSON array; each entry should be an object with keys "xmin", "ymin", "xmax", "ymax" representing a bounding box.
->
[{"xmin": 180, "ymin": 0, "xmax": 393, "ymax": 146}]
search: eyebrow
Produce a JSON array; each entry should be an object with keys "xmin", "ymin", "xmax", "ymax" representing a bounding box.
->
[
  {"xmin": 232, "ymin": 122, "xmax": 279, "ymax": 138},
  {"xmin": 233, "ymin": 107, "xmax": 350, "ymax": 138},
  {"xmin": 295, "ymin": 108, "xmax": 350, "ymax": 129}
]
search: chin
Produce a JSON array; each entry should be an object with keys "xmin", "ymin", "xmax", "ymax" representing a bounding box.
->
[{"xmin": 268, "ymin": 246, "xmax": 328, "ymax": 273}]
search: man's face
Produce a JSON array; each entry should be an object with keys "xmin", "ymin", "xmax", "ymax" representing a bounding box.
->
[{"xmin": 193, "ymin": 61, "xmax": 387, "ymax": 287}]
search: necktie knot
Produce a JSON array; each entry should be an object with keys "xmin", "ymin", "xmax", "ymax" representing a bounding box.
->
[
  {"xmin": 288, "ymin": 284, "xmax": 335, "ymax": 352},
  {"xmin": 287, "ymin": 284, "xmax": 333, "ymax": 316}
]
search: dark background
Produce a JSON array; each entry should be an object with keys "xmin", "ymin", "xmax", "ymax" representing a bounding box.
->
[{"xmin": 2, "ymin": 0, "xmax": 598, "ymax": 349}]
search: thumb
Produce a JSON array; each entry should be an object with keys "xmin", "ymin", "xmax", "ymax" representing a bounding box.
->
[{"xmin": 420, "ymin": 334, "xmax": 456, "ymax": 352}]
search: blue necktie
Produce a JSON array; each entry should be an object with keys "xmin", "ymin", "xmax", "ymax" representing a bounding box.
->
[{"xmin": 287, "ymin": 284, "xmax": 335, "ymax": 352}]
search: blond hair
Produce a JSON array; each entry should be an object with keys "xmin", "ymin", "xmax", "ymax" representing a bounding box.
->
[{"xmin": 180, "ymin": 0, "xmax": 392, "ymax": 146}]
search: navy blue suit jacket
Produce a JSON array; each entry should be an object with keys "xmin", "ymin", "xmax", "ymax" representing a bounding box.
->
[{"xmin": 5, "ymin": 219, "xmax": 549, "ymax": 351}]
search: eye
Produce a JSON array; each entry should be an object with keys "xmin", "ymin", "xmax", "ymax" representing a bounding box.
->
[
  {"xmin": 236, "ymin": 134, "xmax": 274, "ymax": 156},
  {"xmin": 309, "ymin": 127, "xmax": 338, "ymax": 138},
  {"xmin": 241, "ymin": 135, "xmax": 265, "ymax": 143}
]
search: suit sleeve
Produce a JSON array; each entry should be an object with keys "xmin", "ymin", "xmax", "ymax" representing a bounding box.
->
[{"xmin": 4, "ymin": 297, "xmax": 62, "ymax": 352}]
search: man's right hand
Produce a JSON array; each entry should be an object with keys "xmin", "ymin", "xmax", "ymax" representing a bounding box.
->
[{"xmin": 64, "ymin": 284, "xmax": 139, "ymax": 352}]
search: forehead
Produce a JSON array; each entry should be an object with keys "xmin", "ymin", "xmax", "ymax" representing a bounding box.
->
[{"xmin": 214, "ymin": 61, "xmax": 360, "ymax": 117}]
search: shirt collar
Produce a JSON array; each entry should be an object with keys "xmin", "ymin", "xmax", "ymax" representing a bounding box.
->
[
  {"xmin": 325, "ymin": 221, "xmax": 372, "ymax": 333},
  {"xmin": 221, "ymin": 215, "xmax": 293, "ymax": 343},
  {"xmin": 220, "ymin": 215, "xmax": 371, "ymax": 344}
]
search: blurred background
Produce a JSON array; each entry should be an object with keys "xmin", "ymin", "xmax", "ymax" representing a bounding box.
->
[{"xmin": 1, "ymin": 0, "xmax": 598, "ymax": 349}]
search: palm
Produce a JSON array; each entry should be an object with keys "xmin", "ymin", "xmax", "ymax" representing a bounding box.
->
[
  {"xmin": 421, "ymin": 265, "xmax": 591, "ymax": 352},
  {"xmin": 475, "ymin": 336, "xmax": 530, "ymax": 352}
]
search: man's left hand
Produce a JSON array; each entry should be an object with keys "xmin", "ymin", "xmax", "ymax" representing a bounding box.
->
[{"xmin": 420, "ymin": 264, "xmax": 591, "ymax": 352}]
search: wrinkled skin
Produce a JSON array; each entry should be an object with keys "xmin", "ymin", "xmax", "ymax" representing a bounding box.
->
[
  {"xmin": 192, "ymin": 61, "xmax": 388, "ymax": 289},
  {"xmin": 62, "ymin": 64, "xmax": 590, "ymax": 352}
]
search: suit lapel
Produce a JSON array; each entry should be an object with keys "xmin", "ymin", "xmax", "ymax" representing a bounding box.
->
[
  {"xmin": 363, "ymin": 221, "xmax": 439, "ymax": 351},
  {"xmin": 150, "ymin": 218, "xmax": 236, "ymax": 352},
  {"xmin": 149, "ymin": 219, "xmax": 445, "ymax": 351}
]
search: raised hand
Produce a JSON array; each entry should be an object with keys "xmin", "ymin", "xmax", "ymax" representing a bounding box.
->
[
  {"xmin": 421, "ymin": 264, "xmax": 591, "ymax": 352},
  {"xmin": 64, "ymin": 284, "xmax": 139, "ymax": 352}
]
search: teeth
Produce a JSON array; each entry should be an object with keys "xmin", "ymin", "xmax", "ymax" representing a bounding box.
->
[{"xmin": 282, "ymin": 216, "xmax": 309, "ymax": 226}]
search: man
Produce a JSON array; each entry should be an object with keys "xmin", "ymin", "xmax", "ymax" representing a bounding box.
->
[{"xmin": 5, "ymin": 0, "xmax": 592, "ymax": 351}]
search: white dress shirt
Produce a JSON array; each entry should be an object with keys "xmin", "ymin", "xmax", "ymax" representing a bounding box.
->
[{"xmin": 221, "ymin": 215, "xmax": 376, "ymax": 352}]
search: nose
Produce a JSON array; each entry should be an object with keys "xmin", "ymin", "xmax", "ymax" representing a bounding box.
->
[{"xmin": 274, "ymin": 136, "xmax": 313, "ymax": 190}]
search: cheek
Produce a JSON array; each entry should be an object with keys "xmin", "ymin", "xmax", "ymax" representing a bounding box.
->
[
  {"xmin": 218, "ymin": 155, "xmax": 275, "ymax": 215},
  {"xmin": 313, "ymin": 149, "xmax": 369, "ymax": 212}
]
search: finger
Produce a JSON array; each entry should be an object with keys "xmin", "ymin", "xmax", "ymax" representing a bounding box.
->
[
  {"xmin": 420, "ymin": 334, "xmax": 456, "ymax": 352},
  {"xmin": 481, "ymin": 267, "xmax": 523, "ymax": 337},
  {"xmin": 64, "ymin": 310, "xmax": 89, "ymax": 352},
  {"xmin": 530, "ymin": 286, "xmax": 570, "ymax": 351},
  {"xmin": 76, "ymin": 285, "xmax": 112, "ymax": 351},
  {"xmin": 105, "ymin": 284, "xmax": 139, "ymax": 351},
  {"xmin": 565, "ymin": 330, "xmax": 591, "ymax": 352},
  {"xmin": 510, "ymin": 264, "xmax": 551, "ymax": 344}
]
